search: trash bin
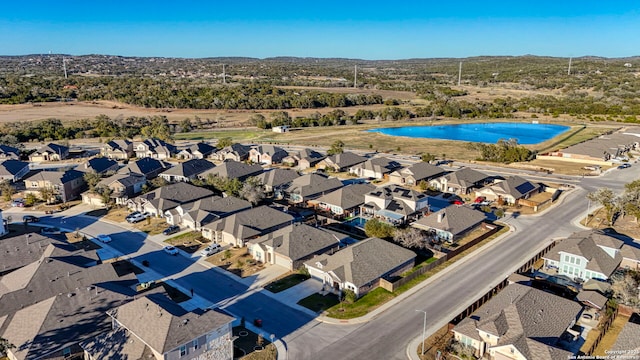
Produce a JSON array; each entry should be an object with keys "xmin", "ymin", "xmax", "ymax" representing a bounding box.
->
[{"xmin": 253, "ymin": 318, "xmax": 262, "ymax": 327}]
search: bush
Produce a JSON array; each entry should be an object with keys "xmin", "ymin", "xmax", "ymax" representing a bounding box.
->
[{"xmin": 24, "ymin": 193, "xmax": 38, "ymax": 206}]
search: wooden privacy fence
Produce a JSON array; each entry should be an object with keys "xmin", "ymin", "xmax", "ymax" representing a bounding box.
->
[{"xmin": 583, "ymin": 307, "xmax": 619, "ymax": 356}]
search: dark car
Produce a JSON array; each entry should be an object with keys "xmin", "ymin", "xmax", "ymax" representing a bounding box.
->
[
  {"xmin": 23, "ymin": 215, "xmax": 39, "ymax": 223},
  {"xmin": 618, "ymin": 163, "xmax": 631, "ymax": 169},
  {"xmin": 163, "ymin": 225, "xmax": 180, "ymax": 236}
]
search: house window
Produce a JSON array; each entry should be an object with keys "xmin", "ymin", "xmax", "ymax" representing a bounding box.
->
[
  {"xmin": 193, "ymin": 339, "xmax": 199, "ymax": 350},
  {"xmin": 564, "ymin": 255, "xmax": 570, "ymax": 263},
  {"xmin": 575, "ymin": 258, "xmax": 581, "ymax": 265},
  {"xmin": 62, "ymin": 347, "xmax": 71, "ymax": 358},
  {"xmin": 179, "ymin": 345, "xmax": 187, "ymax": 357}
]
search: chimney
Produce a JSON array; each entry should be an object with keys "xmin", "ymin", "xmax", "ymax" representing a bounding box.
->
[{"xmin": 437, "ymin": 212, "xmax": 443, "ymax": 223}]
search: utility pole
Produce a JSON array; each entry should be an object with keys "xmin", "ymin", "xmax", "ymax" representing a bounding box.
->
[
  {"xmin": 63, "ymin": 57, "xmax": 68, "ymax": 79},
  {"xmin": 222, "ymin": 64, "xmax": 226, "ymax": 84},
  {"xmin": 354, "ymin": 64, "xmax": 357, "ymax": 88},
  {"xmin": 567, "ymin": 57, "xmax": 572, "ymax": 75},
  {"xmin": 416, "ymin": 310, "xmax": 427, "ymax": 356},
  {"xmin": 457, "ymin": 61, "xmax": 462, "ymax": 86}
]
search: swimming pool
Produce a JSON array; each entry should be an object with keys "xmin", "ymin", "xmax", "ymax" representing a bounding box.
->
[
  {"xmin": 368, "ymin": 122, "xmax": 570, "ymax": 145},
  {"xmin": 344, "ymin": 217, "xmax": 367, "ymax": 228}
]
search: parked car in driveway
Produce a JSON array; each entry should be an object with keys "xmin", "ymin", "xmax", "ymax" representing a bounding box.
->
[
  {"xmin": 163, "ymin": 245, "xmax": 179, "ymax": 255},
  {"xmin": 618, "ymin": 163, "xmax": 631, "ymax": 169},
  {"xmin": 96, "ymin": 234, "xmax": 112, "ymax": 243},
  {"xmin": 163, "ymin": 225, "xmax": 180, "ymax": 236},
  {"xmin": 125, "ymin": 211, "xmax": 141, "ymax": 220},
  {"xmin": 200, "ymin": 244, "xmax": 222, "ymax": 257},
  {"xmin": 126, "ymin": 212, "xmax": 146, "ymax": 223},
  {"xmin": 23, "ymin": 215, "xmax": 39, "ymax": 223},
  {"xmin": 11, "ymin": 199, "xmax": 25, "ymax": 207}
]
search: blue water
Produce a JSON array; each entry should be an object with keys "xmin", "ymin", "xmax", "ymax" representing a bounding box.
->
[
  {"xmin": 368, "ymin": 122, "xmax": 570, "ymax": 145},
  {"xmin": 344, "ymin": 217, "xmax": 367, "ymax": 228}
]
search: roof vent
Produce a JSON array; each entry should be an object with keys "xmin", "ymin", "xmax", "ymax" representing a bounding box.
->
[
  {"xmin": 183, "ymin": 319, "xmax": 188, "ymax": 325},
  {"xmin": 67, "ymin": 293, "xmax": 75, "ymax": 298}
]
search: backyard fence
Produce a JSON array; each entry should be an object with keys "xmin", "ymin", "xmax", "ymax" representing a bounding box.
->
[{"xmin": 583, "ymin": 307, "xmax": 619, "ymax": 356}]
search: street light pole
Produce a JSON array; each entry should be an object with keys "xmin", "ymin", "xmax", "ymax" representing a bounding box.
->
[{"xmin": 415, "ymin": 310, "xmax": 427, "ymax": 356}]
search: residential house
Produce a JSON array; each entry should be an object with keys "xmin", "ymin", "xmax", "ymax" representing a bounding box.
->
[
  {"xmin": 475, "ymin": 176, "xmax": 540, "ymax": 205},
  {"xmin": 24, "ymin": 169, "xmax": 86, "ymax": 202},
  {"xmin": 411, "ymin": 206, "xmax": 487, "ymax": 243},
  {"xmin": 316, "ymin": 183, "xmax": 376, "ymax": 218},
  {"xmin": 610, "ymin": 313, "xmax": 640, "ymax": 354},
  {"xmin": 82, "ymin": 292, "xmax": 234, "ymax": 360},
  {"xmin": 211, "ymin": 143, "xmax": 251, "ymax": 162},
  {"xmin": 542, "ymin": 230, "xmax": 623, "ymax": 281},
  {"xmin": 304, "ymin": 237, "xmax": 416, "ymax": 298},
  {"xmin": 134, "ymin": 138, "xmax": 177, "ymax": 159},
  {"xmin": 249, "ymin": 145, "xmax": 289, "ymax": 165},
  {"xmin": 0, "ymin": 159, "xmax": 30, "ymax": 182},
  {"xmin": 101, "ymin": 139, "xmax": 133, "ymax": 159},
  {"xmin": 283, "ymin": 173, "xmax": 344, "ymax": 205},
  {"xmin": 360, "ymin": 185, "xmax": 430, "ymax": 225},
  {"xmin": 389, "ymin": 162, "xmax": 447, "ymax": 186},
  {"xmin": 201, "ymin": 206, "xmax": 294, "ymax": 247},
  {"xmin": 119, "ymin": 157, "xmax": 171, "ymax": 179},
  {"xmin": 282, "ymin": 148, "xmax": 325, "ymax": 170},
  {"xmin": 272, "ymin": 125, "xmax": 290, "ymax": 133},
  {"xmin": 97, "ymin": 171, "xmax": 147, "ymax": 205},
  {"xmin": 81, "ymin": 157, "xmax": 119, "ymax": 175},
  {"xmin": 0, "ymin": 144, "xmax": 21, "ymax": 160},
  {"xmin": 316, "ymin": 151, "xmax": 367, "ymax": 172},
  {"xmin": 199, "ymin": 160, "xmax": 264, "ymax": 182},
  {"xmin": 452, "ymin": 283, "xmax": 581, "ymax": 360},
  {"xmin": 256, "ymin": 168, "xmax": 301, "ymax": 197},
  {"xmin": 432, "ymin": 167, "xmax": 492, "ymax": 194},
  {"xmin": 164, "ymin": 195, "xmax": 251, "ymax": 231},
  {"xmin": 621, "ymin": 244, "xmax": 640, "ymax": 270},
  {"xmin": 248, "ymin": 223, "xmax": 346, "ymax": 270},
  {"xmin": 177, "ymin": 141, "xmax": 217, "ymax": 159},
  {"xmin": 159, "ymin": 159, "xmax": 215, "ymax": 183},
  {"xmin": 544, "ymin": 131, "xmax": 640, "ymax": 164},
  {"xmin": 349, "ymin": 157, "xmax": 402, "ymax": 179},
  {"xmin": 576, "ymin": 289, "xmax": 608, "ymax": 310},
  {"xmin": 28, "ymin": 142, "xmax": 69, "ymax": 162},
  {"xmin": 127, "ymin": 182, "xmax": 214, "ymax": 217},
  {"xmin": 0, "ymin": 243, "xmax": 138, "ymax": 360}
]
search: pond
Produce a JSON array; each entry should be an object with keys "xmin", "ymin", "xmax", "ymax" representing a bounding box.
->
[{"xmin": 368, "ymin": 122, "xmax": 570, "ymax": 144}]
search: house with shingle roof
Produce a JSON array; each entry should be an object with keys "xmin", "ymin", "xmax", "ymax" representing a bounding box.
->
[
  {"xmin": 97, "ymin": 171, "xmax": 147, "ymax": 205},
  {"xmin": 81, "ymin": 157, "xmax": 120, "ymax": 175},
  {"xmin": 282, "ymin": 173, "xmax": 344, "ymax": 205},
  {"xmin": 119, "ymin": 157, "xmax": 171, "ymax": 179},
  {"xmin": 256, "ymin": 168, "xmax": 301, "ymax": 196},
  {"xmin": 304, "ymin": 237, "xmax": 416, "ymax": 298},
  {"xmin": 610, "ymin": 313, "xmax": 640, "ymax": 354},
  {"xmin": 201, "ymin": 205, "xmax": 294, "ymax": 247},
  {"xmin": 0, "ymin": 243, "xmax": 138, "ymax": 360},
  {"xmin": 248, "ymin": 223, "xmax": 346, "ymax": 270},
  {"xmin": 134, "ymin": 138, "xmax": 177, "ymax": 159},
  {"xmin": 542, "ymin": 230, "xmax": 623, "ymax": 281},
  {"xmin": 475, "ymin": 176, "xmax": 540, "ymax": 205},
  {"xmin": 0, "ymin": 159, "xmax": 29, "ymax": 182},
  {"xmin": 621, "ymin": 244, "xmax": 640, "ymax": 270},
  {"xmin": 127, "ymin": 182, "xmax": 214, "ymax": 217},
  {"xmin": 316, "ymin": 183, "xmax": 376, "ymax": 218},
  {"xmin": 81, "ymin": 292, "xmax": 234, "ymax": 360},
  {"xmin": 431, "ymin": 167, "xmax": 492, "ymax": 194},
  {"xmin": 349, "ymin": 157, "xmax": 402, "ymax": 179},
  {"xmin": 249, "ymin": 144, "xmax": 289, "ymax": 165},
  {"xmin": 411, "ymin": 206, "xmax": 487, "ymax": 242},
  {"xmin": 211, "ymin": 143, "xmax": 251, "ymax": 162},
  {"xmin": 28, "ymin": 143, "xmax": 70, "ymax": 162},
  {"xmin": 452, "ymin": 283, "xmax": 581, "ymax": 360},
  {"xmin": 316, "ymin": 151, "xmax": 367, "ymax": 172},
  {"xmin": 360, "ymin": 185, "xmax": 429, "ymax": 225},
  {"xmin": 282, "ymin": 148, "xmax": 325, "ymax": 170},
  {"xmin": 0, "ymin": 144, "xmax": 20, "ymax": 160},
  {"xmin": 389, "ymin": 162, "xmax": 448, "ymax": 186},
  {"xmin": 159, "ymin": 159, "xmax": 215, "ymax": 183},
  {"xmin": 177, "ymin": 141, "xmax": 217, "ymax": 160},
  {"xmin": 199, "ymin": 160, "xmax": 263, "ymax": 182},
  {"xmin": 164, "ymin": 195, "xmax": 251, "ymax": 231},
  {"xmin": 24, "ymin": 169, "xmax": 87, "ymax": 202},
  {"xmin": 101, "ymin": 139, "xmax": 133, "ymax": 159}
]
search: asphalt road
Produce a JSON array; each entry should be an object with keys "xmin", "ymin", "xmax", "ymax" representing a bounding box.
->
[{"xmin": 281, "ymin": 165, "xmax": 639, "ymax": 360}]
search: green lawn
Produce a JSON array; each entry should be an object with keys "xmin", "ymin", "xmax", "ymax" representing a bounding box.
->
[
  {"xmin": 325, "ymin": 288, "xmax": 396, "ymax": 319},
  {"xmin": 164, "ymin": 231, "xmax": 205, "ymax": 244},
  {"xmin": 264, "ymin": 273, "xmax": 310, "ymax": 293},
  {"xmin": 297, "ymin": 293, "xmax": 340, "ymax": 313}
]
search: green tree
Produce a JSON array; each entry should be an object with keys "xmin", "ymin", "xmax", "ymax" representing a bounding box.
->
[
  {"xmin": 83, "ymin": 171, "xmax": 102, "ymax": 191},
  {"xmin": 150, "ymin": 177, "xmax": 168, "ymax": 189},
  {"xmin": 364, "ymin": 219, "xmax": 395, "ymax": 239},
  {"xmin": 179, "ymin": 118, "xmax": 192, "ymax": 133},
  {"xmin": 238, "ymin": 177, "xmax": 265, "ymax": 205},
  {"xmin": 327, "ymin": 140, "xmax": 345, "ymax": 156},
  {"xmin": 217, "ymin": 137, "xmax": 233, "ymax": 148},
  {"xmin": 587, "ymin": 188, "xmax": 617, "ymax": 225},
  {"xmin": 0, "ymin": 180, "xmax": 15, "ymax": 201},
  {"xmin": 421, "ymin": 153, "xmax": 436, "ymax": 163},
  {"xmin": 24, "ymin": 193, "xmax": 38, "ymax": 206}
]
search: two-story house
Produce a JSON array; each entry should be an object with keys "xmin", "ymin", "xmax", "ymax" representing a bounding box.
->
[
  {"xmin": 24, "ymin": 169, "xmax": 87, "ymax": 202},
  {"xmin": 316, "ymin": 183, "xmax": 376, "ymax": 218},
  {"xmin": 248, "ymin": 145, "xmax": 289, "ymax": 165},
  {"xmin": 282, "ymin": 148, "xmax": 325, "ymax": 170},
  {"xmin": 128, "ymin": 182, "xmax": 214, "ymax": 217},
  {"xmin": 119, "ymin": 157, "xmax": 172, "ymax": 179},
  {"xmin": 98, "ymin": 171, "xmax": 147, "ymax": 205},
  {"xmin": 177, "ymin": 142, "xmax": 217, "ymax": 159},
  {"xmin": 360, "ymin": 185, "xmax": 430, "ymax": 225},
  {"xmin": 101, "ymin": 139, "xmax": 133, "ymax": 159},
  {"xmin": 211, "ymin": 143, "xmax": 251, "ymax": 162},
  {"xmin": 135, "ymin": 138, "xmax": 177, "ymax": 159},
  {"xmin": 159, "ymin": 159, "xmax": 215, "ymax": 183},
  {"xmin": 164, "ymin": 195, "xmax": 252, "ymax": 231},
  {"xmin": 282, "ymin": 173, "xmax": 344, "ymax": 205},
  {"xmin": 81, "ymin": 157, "xmax": 120, "ymax": 176},
  {"xmin": 28, "ymin": 143, "xmax": 70, "ymax": 162}
]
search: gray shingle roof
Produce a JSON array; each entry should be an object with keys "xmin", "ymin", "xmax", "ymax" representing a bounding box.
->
[
  {"xmin": 411, "ymin": 206, "xmax": 486, "ymax": 237},
  {"xmin": 24, "ymin": 169, "xmax": 85, "ymax": 184},
  {"xmin": 285, "ymin": 173, "xmax": 344, "ymax": 198},
  {"xmin": 316, "ymin": 183, "xmax": 376, "ymax": 210},
  {"xmin": 249, "ymin": 223, "xmax": 345, "ymax": 261},
  {"xmin": 109, "ymin": 292, "xmax": 233, "ymax": 354},
  {"xmin": 138, "ymin": 182, "xmax": 214, "ymax": 205},
  {"xmin": 611, "ymin": 314, "xmax": 640, "ymax": 353},
  {"xmin": 493, "ymin": 176, "xmax": 539, "ymax": 198},
  {"xmin": 200, "ymin": 160, "xmax": 263, "ymax": 180},
  {"xmin": 121, "ymin": 157, "xmax": 170, "ymax": 177},
  {"xmin": 0, "ymin": 144, "xmax": 20, "ymax": 158},
  {"xmin": 160, "ymin": 159, "xmax": 215, "ymax": 178},
  {"xmin": 99, "ymin": 172, "xmax": 146, "ymax": 188},
  {"xmin": 443, "ymin": 167, "xmax": 489, "ymax": 188},
  {"xmin": 576, "ymin": 290, "xmax": 608, "ymax": 309},
  {"xmin": 80, "ymin": 327, "xmax": 152, "ymax": 360},
  {"xmin": 204, "ymin": 206, "xmax": 294, "ymax": 240},
  {"xmin": 0, "ymin": 160, "xmax": 29, "ymax": 177},
  {"xmin": 351, "ymin": 157, "xmax": 402, "ymax": 175},
  {"xmin": 453, "ymin": 283, "xmax": 582, "ymax": 360},
  {"xmin": 181, "ymin": 142, "xmax": 216, "ymax": 157},
  {"xmin": 544, "ymin": 230, "xmax": 623, "ymax": 277},
  {"xmin": 251, "ymin": 145, "xmax": 289, "ymax": 162},
  {"xmin": 257, "ymin": 168, "xmax": 301, "ymax": 188},
  {"xmin": 326, "ymin": 152, "xmax": 367, "ymax": 169},
  {"xmin": 84, "ymin": 157, "xmax": 119, "ymax": 174},
  {"xmin": 391, "ymin": 162, "xmax": 447, "ymax": 181},
  {"xmin": 305, "ymin": 237, "xmax": 415, "ymax": 288},
  {"xmin": 621, "ymin": 244, "xmax": 640, "ymax": 260},
  {"xmin": 37, "ymin": 143, "xmax": 69, "ymax": 156}
]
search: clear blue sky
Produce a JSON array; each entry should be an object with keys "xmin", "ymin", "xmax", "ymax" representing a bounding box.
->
[{"xmin": 2, "ymin": 1, "xmax": 639, "ymax": 59}]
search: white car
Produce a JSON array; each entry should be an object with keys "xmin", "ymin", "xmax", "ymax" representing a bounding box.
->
[
  {"xmin": 200, "ymin": 244, "xmax": 222, "ymax": 257},
  {"xmin": 96, "ymin": 234, "xmax": 112, "ymax": 243},
  {"xmin": 163, "ymin": 245, "xmax": 179, "ymax": 256}
]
